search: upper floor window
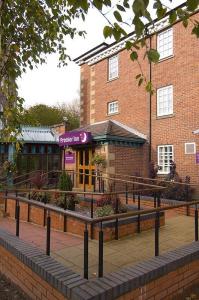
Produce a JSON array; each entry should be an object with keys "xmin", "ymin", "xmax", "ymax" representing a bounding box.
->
[
  {"xmin": 108, "ymin": 55, "xmax": 118, "ymax": 80},
  {"xmin": 157, "ymin": 28, "xmax": 173, "ymax": 60},
  {"xmin": 108, "ymin": 101, "xmax": 118, "ymax": 115},
  {"xmin": 157, "ymin": 85, "xmax": 173, "ymax": 117},
  {"xmin": 158, "ymin": 145, "xmax": 174, "ymax": 174}
]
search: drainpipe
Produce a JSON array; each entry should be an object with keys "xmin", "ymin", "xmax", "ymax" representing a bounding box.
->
[{"xmin": 148, "ymin": 34, "xmax": 152, "ymax": 163}]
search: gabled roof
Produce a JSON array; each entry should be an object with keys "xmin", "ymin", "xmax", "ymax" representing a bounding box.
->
[
  {"xmin": 18, "ymin": 126, "xmax": 59, "ymax": 144},
  {"xmin": 72, "ymin": 120, "xmax": 147, "ymax": 144}
]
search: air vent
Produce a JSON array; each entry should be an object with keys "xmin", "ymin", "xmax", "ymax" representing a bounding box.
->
[{"xmin": 185, "ymin": 143, "xmax": 196, "ymax": 154}]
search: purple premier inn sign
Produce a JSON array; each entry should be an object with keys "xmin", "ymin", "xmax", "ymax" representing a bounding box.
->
[
  {"xmin": 59, "ymin": 131, "xmax": 92, "ymax": 147},
  {"xmin": 65, "ymin": 153, "xmax": 75, "ymax": 164}
]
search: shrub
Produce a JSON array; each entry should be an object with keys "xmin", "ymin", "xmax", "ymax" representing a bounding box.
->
[
  {"xmin": 29, "ymin": 190, "xmax": 50, "ymax": 203},
  {"xmin": 95, "ymin": 205, "xmax": 114, "ymax": 217},
  {"xmin": 30, "ymin": 172, "xmax": 47, "ymax": 189},
  {"xmin": 55, "ymin": 193, "xmax": 78, "ymax": 211},
  {"xmin": 58, "ymin": 171, "xmax": 73, "ymax": 191},
  {"xmin": 96, "ymin": 194, "xmax": 127, "ymax": 213}
]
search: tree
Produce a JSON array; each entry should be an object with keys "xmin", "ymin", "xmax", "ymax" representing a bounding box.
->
[
  {"xmin": 21, "ymin": 100, "xmax": 80, "ymax": 129},
  {"xmin": 0, "ymin": 0, "xmax": 199, "ymax": 141}
]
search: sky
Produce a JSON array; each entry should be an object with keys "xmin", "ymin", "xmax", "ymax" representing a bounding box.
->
[{"xmin": 18, "ymin": 0, "xmax": 184, "ymax": 108}]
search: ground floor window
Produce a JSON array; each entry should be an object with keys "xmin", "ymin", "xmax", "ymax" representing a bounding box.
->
[{"xmin": 158, "ymin": 145, "xmax": 173, "ymax": 174}]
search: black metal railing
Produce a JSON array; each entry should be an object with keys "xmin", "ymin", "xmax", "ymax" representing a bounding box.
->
[{"xmin": 2, "ymin": 187, "xmax": 199, "ymax": 279}]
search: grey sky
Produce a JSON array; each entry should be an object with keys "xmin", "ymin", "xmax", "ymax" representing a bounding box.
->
[{"xmin": 18, "ymin": 0, "xmax": 184, "ymax": 108}]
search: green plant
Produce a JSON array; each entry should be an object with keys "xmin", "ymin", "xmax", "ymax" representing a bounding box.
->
[
  {"xmin": 3, "ymin": 160, "xmax": 16, "ymax": 175},
  {"xmin": 28, "ymin": 191, "xmax": 50, "ymax": 204},
  {"xmin": 92, "ymin": 154, "xmax": 106, "ymax": 168},
  {"xmin": 95, "ymin": 205, "xmax": 114, "ymax": 217},
  {"xmin": 55, "ymin": 193, "xmax": 78, "ymax": 211},
  {"xmin": 58, "ymin": 171, "xmax": 73, "ymax": 191}
]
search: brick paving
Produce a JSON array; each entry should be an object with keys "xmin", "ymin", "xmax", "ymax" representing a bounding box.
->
[{"xmin": 0, "ymin": 214, "xmax": 196, "ymax": 278}]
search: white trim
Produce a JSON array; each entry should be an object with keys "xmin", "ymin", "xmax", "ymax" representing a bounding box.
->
[
  {"xmin": 108, "ymin": 55, "xmax": 119, "ymax": 81},
  {"xmin": 158, "ymin": 145, "xmax": 174, "ymax": 174},
  {"xmin": 157, "ymin": 85, "xmax": 173, "ymax": 117},
  {"xmin": 185, "ymin": 142, "xmax": 196, "ymax": 154},
  {"xmin": 107, "ymin": 101, "xmax": 119, "ymax": 115},
  {"xmin": 157, "ymin": 27, "xmax": 173, "ymax": 60}
]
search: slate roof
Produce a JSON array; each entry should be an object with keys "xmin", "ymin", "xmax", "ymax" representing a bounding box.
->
[
  {"xmin": 18, "ymin": 126, "xmax": 59, "ymax": 144},
  {"xmin": 72, "ymin": 120, "xmax": 147, "ymax": 142}
]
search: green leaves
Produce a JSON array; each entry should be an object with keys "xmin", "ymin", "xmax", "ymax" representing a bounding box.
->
[
  {"xmin": 187, "ymin": 0, "xmax": 199, "ymax": 11},
  {"xmin": 130, "ymin": 51, "xmax": 138, "ymax": 61},
  {"xmin": 147, "ymin": 49, "xmax": 160, "ymax": 63},
  {"xmin": 103, "ymin": 26, "xmax": 113, "ymax": 38},
  {"xmin": 113, "ymin": 11, "xmax": 123, "ymax": 22},
  {"xmin": 169, "ymin": 11, "xmax": 177, "ymax": 24}
]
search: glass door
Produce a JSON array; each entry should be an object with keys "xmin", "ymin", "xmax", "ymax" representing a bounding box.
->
[{"xmin": 77, "ymin": 148, "xmax": 95, "ymax": 190}]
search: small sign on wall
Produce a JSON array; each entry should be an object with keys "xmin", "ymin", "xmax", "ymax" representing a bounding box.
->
[
  {"xmin": 65, "ymin": 153, "xmax": 75, "ymax": 164},
  {"xmin": 196, "ymin": 152, "xmax": 199, "ymax": 164}
]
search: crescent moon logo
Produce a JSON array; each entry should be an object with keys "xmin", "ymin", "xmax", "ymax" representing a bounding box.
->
[{"xmin": 81, "ymin": 132, "xmax": 87, "ymax": 143}]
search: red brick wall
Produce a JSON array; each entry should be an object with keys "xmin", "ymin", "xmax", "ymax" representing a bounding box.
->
[
  {"xmin": 0, "ymin": 245, "xmax": 67, "ymax": 300},
  {"xmin": 80, "ymin": 12, "xmax": 199, "ymax": 184},
  {"xmin": 117, "ymin": 261, "xmax": 199, "ymax": 300},
  {"xmin": 5, "ymin": 199, "xmax": 164, "ymax": 241}
]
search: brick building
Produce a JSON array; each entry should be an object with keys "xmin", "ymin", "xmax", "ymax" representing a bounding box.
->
[{"xmin": 60, "ymin": 7, "xmax": 199, "ymax": 189}]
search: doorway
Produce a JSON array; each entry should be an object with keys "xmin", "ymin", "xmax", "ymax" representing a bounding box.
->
[{"xmin": 77, "ymin": 148, "xmax": 95, "ymax": 190}]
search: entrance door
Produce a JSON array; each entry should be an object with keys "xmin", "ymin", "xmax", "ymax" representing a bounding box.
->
[{"xmin": 77, "ymin": 148, "xmax": 95, "ymax": 190}]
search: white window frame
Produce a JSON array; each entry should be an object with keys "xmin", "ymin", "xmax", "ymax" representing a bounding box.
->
[
  {"xmin": 157, "ymin": 27, "xmax": 173, "ymax": 60},
  {"xmin": 157, "ymin": 85, "xmax": 173, "ymax": 117},
  {"xmin": 108, "ymin": 101, "xmax": 118, "ymax": 115},
  {"xmin": 158, "ymin": 145, "xmax": 174, "ymax": 174},
  {"xmin": 108, "ymin": 55, "xmax": 118, "ymax": 81},
  {"xmin": 185, "ymin": 142, "xmax": 196, "ymax": 154}
]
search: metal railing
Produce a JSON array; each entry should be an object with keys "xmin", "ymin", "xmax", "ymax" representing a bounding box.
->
[{"xmin": 1, "ymin": 186, "xmax": 199, "ymax": 280}]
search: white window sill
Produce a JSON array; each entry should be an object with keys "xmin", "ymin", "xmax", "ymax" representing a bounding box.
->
[
  {"xmin": 156, "ymin": 113, "xmax": 175, "ymax": 120},
  {"xmin": 158, "ymin": 55, "xmax": 174, "ymax": 63},
  {"xmin": 107, "ymin": 76, "xmax": 119, "ymax": 83},
  {"xmin": 107, "ymin": 112, "xmax": 119, "ymax": 117}
]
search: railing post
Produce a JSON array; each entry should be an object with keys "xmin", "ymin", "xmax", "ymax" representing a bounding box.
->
[
  {"xmin": 46, "ymin": 211, "xmax": 51, "ymax": 256},
  {"xmin": 84, "ymin": 223, "xmax": 89, "ymax": 279},
  {"xmin": 154, "ymin": 193, "xmax": 157, "ymax": 208},
  {"xmin": 157, "ymin": 192, "xmax": 161, "ymax": 207},
  {"xmin": 16, "ymin": 203, "xmax": 20, "ymax": 237},
  {"xmin": 43, "ymin": 208, "xmax": 46, "ymax": 227},
  {"xmin": 115, "ymin": 197, "xmax": 119, "ymax": 240},
  {"xmin": 27, "ymin": 204, "xmax": 30, "ymax": 222},
  {"xmin": 4, "ymin": 190, "xmax": 7, "ymax": 213},
  {"xmin": 137, "ymin": 193, "xmax": 141, "ymax": 233},
  {"xmin": 195, "ymin": 205, "xmax": 198, "ymax": 241},
  {"xmin": 63, "ymin": 215, "xmax": 67, "ymax": 232},
  {"xmin": 98, "ymin": 222, "xmax": 104, "ymax": 278},
  {"xmin": 133, "ymin": 184, "xmax": 135, "ymax": 203},
  {"xmin": 155, "ymin": 211, "xmax": 160, "ymax": 256},
  {"xmin": 125, "ymin": 183, "xmax": 128, "ymax": 204}
]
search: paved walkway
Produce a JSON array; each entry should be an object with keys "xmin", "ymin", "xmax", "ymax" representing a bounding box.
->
[{"xmin": 0, "ymin": 214, "xmax": 196, "ymax": 278}]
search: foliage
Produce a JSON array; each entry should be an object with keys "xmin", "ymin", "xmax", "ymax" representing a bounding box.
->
[
  {"xmin": 30, "ymin": 172, "xmax": 47, "ymax": 189},
  {"xmin": 2, "ymin": 160, "xmax": 16, "ymax": 175},
  {"xmin": 21, "ymin": 101, "xmax": 80, "ymax": 129},
  {"xmin": 161, "ymin": 162, "xmax": 193, "ymax": 201},
  {"xmin": 96, "ymin": 194, "xmax": 127, "ymax": 213},
  {"xmin": 95, "ymin": 205, "xmax": 114, "ymax": 217},
  {"xmin": 58, "ymin": 171, "xmax": 73, "ymax": 191},
  {"xmin": 0, "ymin": 0, "xmax": 84, "ymax": 141},
  {"xmin": 1, "ymin": 0, "xmax": 199, "ymax": 140},
  {"xmin": 55, "ymin": 193, "xmax": 78, "ymax": 211},
  {"xmin": 92, "ymin": 154, "xmax": 106, "ymax": 168},
  {"xmin": 148, "ymin": 161, "xmax": 160, "ymax": 179},
  {"xmin": 29, "ymin": 190, "xmax": 50, "ymax": 203}
]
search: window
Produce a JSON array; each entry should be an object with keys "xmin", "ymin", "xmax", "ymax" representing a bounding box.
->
[
  {"xmin": 157, "ymin": 85, "xmax": 173, "ymax": 117},
  {"xmin": 157, "ymin": 28, "xmax": 173, "ymax": 60},
  {"xmin": 108, "ymin": 101, "xmax": 118, "ymax": 115},
  {"xmin": 158, "ymin": 145, "xmax": 174, "ymax": 174},
  {"xmin": 108, "ymin": 55, "xmax": 118, "ymax": 80},
  {"xmin": 185, "ymin": 143, "xmax": 196, "ymax": 154}
]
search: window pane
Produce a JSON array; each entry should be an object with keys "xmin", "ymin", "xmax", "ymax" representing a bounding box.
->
[
  {"xmin": 109, "ymin": 55, "xmax": 118, "ymax": 80},
  {"xmin": 158, "ymin": 145, "xmax": 173, "ymax": 174},
  {"xmin": 157, "ymin": 28, "xmax": 173, "ymax": 60},
  {"xmin": 157, "ymin": 85, "xmax": 173, "ymax": 116}
]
